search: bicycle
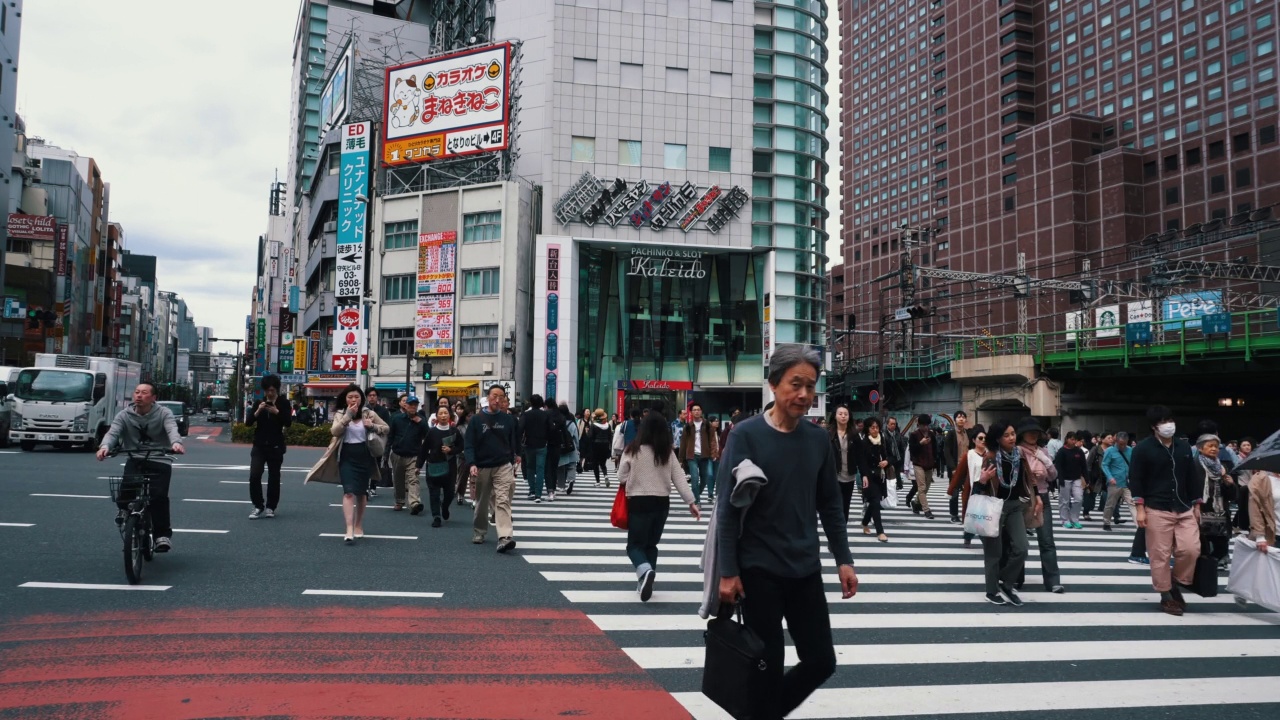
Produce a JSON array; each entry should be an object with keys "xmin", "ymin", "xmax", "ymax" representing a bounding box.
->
[{"xmin": 106, "ymin": 446, "xmax": 174, "ymax": 585}]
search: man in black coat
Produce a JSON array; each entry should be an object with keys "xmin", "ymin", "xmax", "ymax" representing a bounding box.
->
[{"xmin": 246, "ymin": 375, "xmax": 292, "ymax": 519}]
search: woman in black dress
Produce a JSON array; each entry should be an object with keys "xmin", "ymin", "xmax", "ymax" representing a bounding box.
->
[
  {"xmin": 857, "ymin": 415, "xmax": 890, "ymax": 542},
  {"xmin": 422, "ymin": 406, "xmax": 464, "ymax": 527}
]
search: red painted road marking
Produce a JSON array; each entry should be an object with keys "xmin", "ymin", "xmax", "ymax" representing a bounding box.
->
[
  {"xmin": 0, "ymin": 607, "xmax": 691, "ymax": 719},
  {"xmin": 188, "ymin": 426, "xmax": 222, "ymax": 440}
]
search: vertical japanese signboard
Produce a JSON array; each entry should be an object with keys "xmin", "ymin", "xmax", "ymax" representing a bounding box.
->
[
  {"xmin": 336, "ymin": 122, "xmax": 370, "ymax": 300},
  {"xmin": 278, "ymin": 307, "xmax": 296, "ymax": 373},
  {"xmin": 544, "ymin": 245, "xmax": 560, "ymax": 400},
  {"xmin": 415, "ymin": 231, "xmax": 457, "ymax": 356},
  {"xmin": 332, "ymin": 305, "xmax": 365, "ymax": 371}
]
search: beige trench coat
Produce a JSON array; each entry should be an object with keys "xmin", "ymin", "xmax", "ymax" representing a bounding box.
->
[{"xmin": 304, "ymin": 408, "xmax": 390, "ymax": 485}]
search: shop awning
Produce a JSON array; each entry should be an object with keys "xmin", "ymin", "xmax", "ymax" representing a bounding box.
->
[
  {"xmin": 303, "ymin": 382, "xmax": 354, "ymax": 390},
  {"xmin": 434, "ymin": 380, "xmax": 480, "ymax": 397}
]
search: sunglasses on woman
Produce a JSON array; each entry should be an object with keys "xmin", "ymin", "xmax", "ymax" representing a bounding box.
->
[{"xmin": 975, "ymin": 435, "xmax": 986, "ymax": 443}]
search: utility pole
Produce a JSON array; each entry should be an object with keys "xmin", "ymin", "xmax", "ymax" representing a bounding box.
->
[{"xmin": 210, "ymin": 337, "xmax": 244, "ymax": 421}]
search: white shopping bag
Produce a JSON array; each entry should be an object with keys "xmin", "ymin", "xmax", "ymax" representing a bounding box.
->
[
  {"xmin": 881, "ymin": 483, "xmax": 899, "ymax": 509},
  {"xmin": 963, "ymin": 494, "xmax": 1004, "ymax": 538},
  {"xmin": 1226, "ymin": 536, "xmax": 1280, "ymax": 613}
]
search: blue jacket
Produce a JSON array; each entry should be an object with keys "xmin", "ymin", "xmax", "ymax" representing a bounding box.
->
[{"xmin": 1101, "ymin": 445, "xmax": 1133, "ymax": 488}]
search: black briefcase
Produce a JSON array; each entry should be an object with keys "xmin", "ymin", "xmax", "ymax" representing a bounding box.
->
[
  {"xmin": 702, "ymin": 605, "xmax": 770, "ymax": 720},
  {"xmin": 1191, "ymin": 553, "xmax": 1219, "ymax": 597}
]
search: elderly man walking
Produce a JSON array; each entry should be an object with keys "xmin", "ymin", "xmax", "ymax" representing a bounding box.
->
[
  {"xmin": 715, "ymin": 346, "xmax": 857, "ymax": 720},
  {"xmin": 465, "ymin": 384, "xmax": 522, "ymax": 553}
]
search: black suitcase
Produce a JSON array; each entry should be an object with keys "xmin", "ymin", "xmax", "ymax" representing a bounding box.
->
[
  {"xmin": 702, "ymin": 606, "xmax": 770, "ymax": 720},
  {"xmin": 1191, "ymin": 553, "xmax": 1219, "ymax": 597}
]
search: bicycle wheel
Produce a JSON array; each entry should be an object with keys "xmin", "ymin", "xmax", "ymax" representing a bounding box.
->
[
  {"xmin": 141, "ymin": 509, "xmax": 154, "ymax": 562},
  {"xmin": 123, "ymin": 515, "xmax": 144, "ymax": 585}
]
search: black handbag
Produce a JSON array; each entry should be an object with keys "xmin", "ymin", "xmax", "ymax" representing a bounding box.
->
[
  {"xmin": 703, "ymin": 604, "xmax": 770, "ymax": 720},
  {"xmin": 1190, "ymin": 553, "xmax": 1219, "ymax": 597}
]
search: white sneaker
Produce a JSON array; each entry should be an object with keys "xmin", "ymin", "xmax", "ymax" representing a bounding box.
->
[
  {"xmin": 248, "ymin": 508, "xmax": 262, "ymax": 519},
  {"xmin": 263, "ymin": 508, "xmax": 276, "ymax": 518},
  {"xmin": 154, "ymin": 537, "xmax": 173, "ymax": 553}
]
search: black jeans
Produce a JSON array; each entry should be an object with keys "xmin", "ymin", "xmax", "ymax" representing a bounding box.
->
[
  {"xmin": 861, "ymin": 487, "xmax": 884, "ymax": 534},
  {"xmin": 839, "ymin": 481, "xmax": 856, "ymax": 523},
  {"xmin": 949, "ymin": 489, "xmax": 960, "ymax": 519},
  {"xmin": 120, "ymin": 458, "xmax": 172, "ymax": 539},
  {"xmin": 1131, "ymin": 526, "xmax": 1147, "ymax": 557},
  {"xmin": 740, "ymin": 568, "xmax": 837, "ymax": 720},
  {"xmin": 626, "ymin": 496, "xmax": 669, "ymax": 573},
  {"xmin": 249, "ymin": 445, "xmax": 284, "ymax": 511},
  {"xmin": 426, "ymin": 468, "xmax": 456, "ymax": 519}
]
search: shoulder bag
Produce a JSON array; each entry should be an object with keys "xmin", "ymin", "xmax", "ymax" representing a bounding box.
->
[
  {"xmin": 702, "ymin": 604, "xmax": 769, "ymax": 720},
  {"xmin": 364, "ymin": 411, "xmax": 387, "ymax": 458}
]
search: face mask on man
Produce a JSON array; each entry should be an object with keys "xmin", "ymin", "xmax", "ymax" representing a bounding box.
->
[{"xmin": 1155, "ymin": 422, "xmax": 1176, "ymax": 439}]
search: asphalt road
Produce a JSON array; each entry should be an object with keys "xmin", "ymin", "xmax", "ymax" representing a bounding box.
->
[{"xmin": 1, "ymin": 427, "xmax": 1279, "ymax": 719}]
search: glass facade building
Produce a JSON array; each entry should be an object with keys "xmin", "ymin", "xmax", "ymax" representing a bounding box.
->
[{"xmin": 753, "ymin": 1, "xmax": 832, "ymax": 347}]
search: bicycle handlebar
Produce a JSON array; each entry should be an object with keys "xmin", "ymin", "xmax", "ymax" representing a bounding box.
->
[{"xmin": 107, "ymin": 445, "xmax": 180, "ymax": 458}]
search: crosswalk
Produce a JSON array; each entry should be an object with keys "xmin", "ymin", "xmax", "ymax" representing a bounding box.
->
[{"xmin": 511, "ymin": 469, "xmax": 1280, "ymax": 719}]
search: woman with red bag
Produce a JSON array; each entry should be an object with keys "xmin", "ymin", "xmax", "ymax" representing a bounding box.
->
[{"xmin": 617, "ymin": 412, "xmax": 701, "ymax": 602}]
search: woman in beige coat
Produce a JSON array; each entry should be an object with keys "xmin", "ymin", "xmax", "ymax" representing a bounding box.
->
[
  {"xmin": 1247, "ymin": 470, "xmax": 1279, "ymax": 552},
  {"xmin": 305, "ymin": 384, "xmax": 390, "ymax": 543}
]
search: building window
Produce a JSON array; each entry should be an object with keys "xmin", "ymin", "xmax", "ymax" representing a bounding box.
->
[
  {"xmin": 1002, "ymin": 172, "xmax": 1018, "ymax": 184},
  {"xmin": 1235, "ymin": 167, "xmax": 1252, "ymax": 187},
  {"xmin": 666, "ymin": 67, "xmax": 689, "ymax": 93},
  {"xmin": 620, "ymin": 62, "xmax": 642, "ymax": 89},
  {"xmin": 380, "ymin": 328, "xmax": 414, "ymax": 358},
  {"xmin": 711, "ymin": 71, "xmax": 731, "ymax": 98},
  {"xmin": 664, "ymin": 143, "xmax": 688, "ymax": 169},
  {"xmin": 1164, "ymin": 154, "xmax": 1179, "ymax": 172},
  {"xmin": 1233, "ymin": 133, "xmax": 1251, "ymax": 152},
  {"xmin": 571, "ymin": 136, "xmax": 596, "ymax": 162},
  {"xmin": 1165, "ymin": 186, "xmax": 1180, "ymax": 205},
  {"xmin": 384, "ymin": 220, "xmax": 419, "ymax": 250},
  {"xmin": 462, "ymin": 268, "xmax": 500, "ymax": 297},
  {"xmin": 573, "ymin": 58, "xmax": 597, "ymax": 84},
  {"xmin": 459, "ymin": 324, "xmax": 499, "ymax": 356},
  {"xmin": 1210, "ymin": 174, "xmax": 1226, "ymax": 193},
  {"xmin": 1186, "ymin": 147, "xmax": 1202, "ymax": 165},
  {"xmin": 618, "ymin": 140, "xmax": 642, "ymax": 166},
  {"xmin": 1004, "ymin": 195, "xmax": 1016, "ymax": 211},
  {"xmin": 383, "ymin": 274, "xmax": 415, "ymax": 302},
  {"xmin": 1209, "ymin": 140, "xmax": 1225, "ymax": 158},
  {"xmin": 6, "ymin": 238, "xmax": 32, "ymax": 254},
  {"xmin": 462, "ymin": 211, "xmax": 501, "ymax": 243},
  {"xmin": 709, "ymin": 146, "xmax": 731, "ymax": 172}
]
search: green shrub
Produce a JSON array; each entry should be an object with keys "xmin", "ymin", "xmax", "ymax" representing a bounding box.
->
[
  {"xmin": 231, "ymin": 423, "xmax": 254, "ymax": 444},
  {"xmin": 233, "ymin": 422, "xmax": 332, "ymax": 447}
]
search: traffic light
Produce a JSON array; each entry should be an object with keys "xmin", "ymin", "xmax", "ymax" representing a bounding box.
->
[
  {"xmin": 27, "ymin": 309, "xmax": 38, "ymax": 330},
  {"xmin": 421, "ymin": 361, "xmax": 433, "ymax": 380}
]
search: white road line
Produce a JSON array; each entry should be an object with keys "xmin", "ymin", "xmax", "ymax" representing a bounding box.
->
[
  {"xmin": 182, "ymin": 498, "xmax": 253, "ymax": 504},
  {"xmin": 631, "ymin": 638, "xmax": 1280, "ymax": 670},
  {"xmin": 195, "ymin": 435, "xmax": 211, "ymax": 440},
  {"xmin": 0, "ymin": 522, "xmax": 35, "ymax": 527},
  {"xmin": 540, "ymin": 571, "xmax": 1155, "ymax": 585},
  {"xmin": 674, "ymin": 676, "xmax": 1280, "ymax": 719},
  {"xmin": 520, "ymin": 555, "xmax": 1148, "ymax": 571},
  {"xmin": 172, "ymin": 529, "xmax": 230, "ymax": 534},
  {"xmin": 219, "ymin": 480, "xmax": 250, "ymax": 485},
  {"xmin": 19, "ymin": 581, "xmax": 170, "ymax": 591},
  {"xmin": 592, "ymin": 611, "xmax": 1280, "ymax": 632},
  {"xmin": 512, "ymin": 541, "xmax": 1131, "ymax": 557},
  {"xmin": 30, "ymin": 493, "xmax": 109, "ymax": 499},
  {"xmin": 318, "ymin": 533, "xmax": 418, "ymax": 540},
  {"xmin": 512, "ymin": 528, "xmax": 1132, "ymax": 549},
  {"xmin": 301, "ymin": 589, "xmax": 442, "ymax": 598},
  {"xmin": 561, "ymin": 590, "xmax": 1241, "ymax": 605},
  {"xmin": 328, "ymin": 504, "xmax": 397, "ymax": 509}
]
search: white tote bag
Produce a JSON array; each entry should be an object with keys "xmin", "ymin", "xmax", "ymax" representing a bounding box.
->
[
  {"xmin": 881, "ymin": 482, "xmax": 899, "ymax": 509},
  {"xmin": 1226, "ymin": 536, "xmax": 1280, "ymax": 613},
  {"xmin": 963, "ymin": 493, "xmax": 1004, "ymax": 538}
]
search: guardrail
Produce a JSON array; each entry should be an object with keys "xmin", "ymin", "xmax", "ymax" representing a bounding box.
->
[{"xmin": 953, "ymin": 307, "xmax": 1280, "ymax": 370}]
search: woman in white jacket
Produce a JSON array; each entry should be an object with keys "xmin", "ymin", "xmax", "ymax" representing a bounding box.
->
[{"xmin": 619, "ymin": 412, "xmax": 702, "ymax": 602}]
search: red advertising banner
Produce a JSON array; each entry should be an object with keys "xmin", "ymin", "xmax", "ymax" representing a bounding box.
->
[{"xmin": 7, "ymin": 213, "xmax": 57, "ymax": 241}]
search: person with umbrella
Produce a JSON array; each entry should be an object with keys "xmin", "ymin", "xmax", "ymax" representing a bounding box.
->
[{"xmin": 1237, "ymin": 429, "xmax": 1280, "ymax": 554}]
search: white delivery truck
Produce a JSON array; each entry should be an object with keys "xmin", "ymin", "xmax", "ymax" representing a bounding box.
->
[
  {"xmin": 9, "ymin": 354, "xmax": 142, "ymax": 451},
  {"xmin": 0, "ymin": 365, "xmax": 20, "ymax": 447}
]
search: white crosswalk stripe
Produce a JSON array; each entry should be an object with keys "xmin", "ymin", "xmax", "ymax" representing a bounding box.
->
[{"xmin": 510, "ymin": 467, "xmax": 1280, "ymax": 718}]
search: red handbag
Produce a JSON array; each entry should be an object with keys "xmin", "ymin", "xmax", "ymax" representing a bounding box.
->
[{"xmin": 610, "ymin": 485, "xmax": 629, "ymax": 529}]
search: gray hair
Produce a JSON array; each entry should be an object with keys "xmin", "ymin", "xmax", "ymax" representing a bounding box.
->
[
  {"xmin": 767, "ymin": 345, "xmax": 822, "ymax": 386},
  {"xmin": 1116, "ymin": 431, "xmax": 1129, "ymax": 444}
]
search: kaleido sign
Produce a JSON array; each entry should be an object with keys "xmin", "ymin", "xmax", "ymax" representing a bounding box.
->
[
  {"xmin": 553, "ymin": 172, "xmax": 748, "ymax": 234},
  {"xmin": 627, "ymin": 246, "xmax": 708, "ymax": 279}
]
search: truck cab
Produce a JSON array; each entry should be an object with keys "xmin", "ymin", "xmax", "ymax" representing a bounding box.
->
[
  {"xmin": 0, "ymin": 366, "xmax": 19, "ymax": 448},
  {"xmin": 9, "ymin": 354, "xmax": 141, "ymax": 451}
]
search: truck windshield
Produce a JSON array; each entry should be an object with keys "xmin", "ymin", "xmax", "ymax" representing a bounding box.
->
[
  {"xmin": 15, "ymin": 369, "xmax": 94, "ymax": 403},
  {"xmin": 209, "ymin": 397, "xmax": 231, "ymax": 411}
]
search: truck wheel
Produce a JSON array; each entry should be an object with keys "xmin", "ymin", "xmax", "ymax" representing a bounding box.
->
[
  {"xmin": 19, "ymin": 441, "xmax": 35, "ymax": 451},
  {"xmin": 86, "ymin": 428, "xmax": 106, "ymax": 452}
]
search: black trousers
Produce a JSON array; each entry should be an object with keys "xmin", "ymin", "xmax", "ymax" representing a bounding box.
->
[
  {"xmin": 120, "ymin": 458, "xmax": 172, "ymax": 539},
  {"xmin": 249, "ymin": 445, "xmax": 284, "ymax": 511},
  {"xmin": 949, "ymin": 490, "xmax": 960, "ymax": 519},
  {"xmin": 426, "ymin": 469, "xmax": 456, "ymax": 519},
  {"xmin": 839, "ymin": 481, "xmax": 856, "ymax": 523},
  {"xmin": 1131, "ymin": 526, "xmax": 1147, "ymax": 557},
  {"xmin": 740, "ymin": 568, "xmax": 837, "ymax": 720},
  {"xmin": 625, "ymin": 496, "xmax": 670, "ymax": 572},
  {"xmin": 861, "ymin": 487, "xmax": 885, "ymax": 534}
]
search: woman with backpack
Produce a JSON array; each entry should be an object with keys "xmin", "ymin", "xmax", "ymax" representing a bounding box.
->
[
  {"xmin": 589, "ymin": 408, "xmax": 613, "ymax": 487},
  {"xmin": 553, "ymin": 403, "xmax": 580, "ymax": 497},
  {"xmin": 618, "ymin": 412, "xmax": 701, "ymax": 601}
]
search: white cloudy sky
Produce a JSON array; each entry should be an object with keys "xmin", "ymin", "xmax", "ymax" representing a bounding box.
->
[
  {"xmin": 19, "ymin": 2, "xmax": 845, "ymax": 341},
  {"xmin": 19, "ymin": 1, "xmax": 297, "ymax": 340}
]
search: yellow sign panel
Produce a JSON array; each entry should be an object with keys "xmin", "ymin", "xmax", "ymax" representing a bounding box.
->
[
  {"xmin": 385, "ymin": 134, "xmax": 444, "ymax": 165},
  {"xmin": 764, "ymin": 307, "xmax": 771, "ymax": 323},
  {"xmin": 295, "ymin": 338, "xmax": 307, "ymax": 360}
]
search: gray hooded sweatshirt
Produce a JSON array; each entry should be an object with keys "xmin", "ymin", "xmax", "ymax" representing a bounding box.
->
[{"xmin": 101, "ymin": 403, "xmax": 183, "ymax": 464}]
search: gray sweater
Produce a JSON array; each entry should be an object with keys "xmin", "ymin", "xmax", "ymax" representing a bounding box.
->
[
  {"xmin": 101, "ymin": 403, "xmax": 183, "ymax": 464},
  {"xmin": 715, "ymin": 414, "xmax": 854, "ymax": 578},
  {"xmin": 619, "ymin": 445, "xmax": 697, "ymax": 503}
]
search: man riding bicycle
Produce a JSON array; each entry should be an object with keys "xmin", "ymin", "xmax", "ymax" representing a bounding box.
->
[{"xmin": 96, "ymin": 381, "xmax": 185, "ymax": 552}]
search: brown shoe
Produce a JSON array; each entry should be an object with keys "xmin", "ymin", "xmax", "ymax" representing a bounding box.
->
[
  {"xmin": 1170, "ymin": 586, "xmax": 1187, "ymax": 610},
  {"xmin": 1160, "ymin": 599, "xmax": 1184, "ymax": 616},
  {"xmin": 393, "ymin": 503, "xmax": 404, "ymax": 511}
]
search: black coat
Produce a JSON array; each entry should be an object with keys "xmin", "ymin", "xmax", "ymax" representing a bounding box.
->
[
  {"xmin": 856, "ymin": 435, "xmax": 890, "ymax": 499},
  {"xmin": 829, "ymin": 429, "xmax": 859, "ymax": 476}
]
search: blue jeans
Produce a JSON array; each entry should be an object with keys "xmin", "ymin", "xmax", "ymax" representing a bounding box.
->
[
  {"xmin": 524, "ymin": 447, "xmax": 547, "ymax": 498},
  {"xmin": 687, "ymin": 456, "xmax": 714, "ymax": 500}
]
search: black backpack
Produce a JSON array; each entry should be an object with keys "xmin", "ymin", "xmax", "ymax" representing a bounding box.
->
[{"xmin": 557, "ymin": 418, "xmax": 577, "ymax": 455}]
